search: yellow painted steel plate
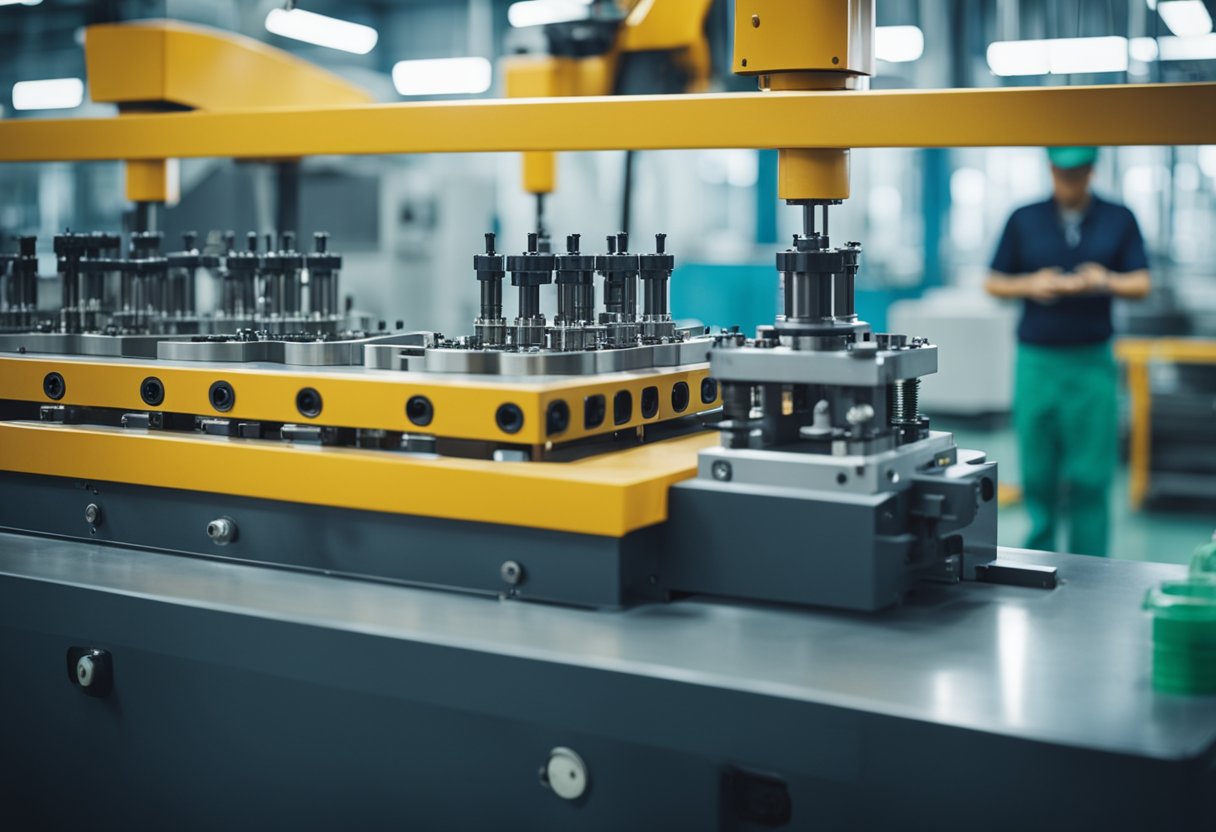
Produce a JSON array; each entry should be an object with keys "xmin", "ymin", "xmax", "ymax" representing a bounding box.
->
[
  {"xmin": 0, "ymin": 354, "xmax": 718, "ymax": 446},
  {"xmin": 0, "ymin": 421, "xmax": 717, "ymax": 537}
]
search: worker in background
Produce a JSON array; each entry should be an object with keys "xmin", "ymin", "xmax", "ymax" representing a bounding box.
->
[{"xmin": 986, "ymin": 147, "xmax": 1151, "ymax": 557}]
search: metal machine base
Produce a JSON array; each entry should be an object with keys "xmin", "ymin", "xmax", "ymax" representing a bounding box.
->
[
  {"xmin": 1, "ymin": 536, "xmax": 1213, "ymax": 831},
  {"xmin": 0, "ymin": 460, "xmax": 1000, "ymax": 613}
]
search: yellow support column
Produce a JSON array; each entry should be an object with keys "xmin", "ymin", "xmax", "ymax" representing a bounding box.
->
[{"xmin": 504, "ymin": 57, "xmax": 567, "ymax": 198}]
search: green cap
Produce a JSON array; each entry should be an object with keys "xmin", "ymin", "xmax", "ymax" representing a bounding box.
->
[{"xmin": 1047, "ymin": 146, "xmax": 1099, "ymax": 169}]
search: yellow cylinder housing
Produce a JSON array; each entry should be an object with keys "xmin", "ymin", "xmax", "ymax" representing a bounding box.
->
[
  {"xmin": 733, "ymin": 0, "xmax": 874, "ymax": 78},
  {"xmin": 777, "ymin": 148, "xmax": 850, "ymax": 201}
]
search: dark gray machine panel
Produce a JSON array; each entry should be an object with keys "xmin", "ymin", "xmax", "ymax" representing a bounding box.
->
[
  {"xmin": 0, "ymin": 471, "xmax": 662, "ymax": 609},
  {"xmin": 1, "ymin": 536, "xmax": 1214, "ymax": 831}
]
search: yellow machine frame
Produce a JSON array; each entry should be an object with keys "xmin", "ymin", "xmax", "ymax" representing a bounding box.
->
[
  {"xmin": 85, "ymin": 21, "xmax": 373, "ymax": 204},
  {"xmin": 1, "ymin": 6, "xmax": 1213, "ymax": 536},
  {"xmin": 1, "ymin": 82, "xmax": 1211, "ymax": 162},
  {"xmin": 0, "ymin": 421, "xmax": 716, "ymax": 537}
]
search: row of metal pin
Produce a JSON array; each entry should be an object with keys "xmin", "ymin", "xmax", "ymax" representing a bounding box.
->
[
  {"xmin": 0, "ymin": 235, "xmax": 39, "ymax": 330},
  {"xmin": 219, "ymin": 231, "xmax": 342, "ymax": 326},
  {"xmin": 0, "ymin": 230, "xmax": 342, "ymax": 335},
  {"xmin": 473, "ymin": 230, "xmax": 676, "ymax": 351}
]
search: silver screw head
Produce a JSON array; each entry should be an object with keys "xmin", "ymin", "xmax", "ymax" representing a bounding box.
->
[
  {"xmin": 500, "ymin": 560, "xmax": 524, "ymax": 585},
  {"xmin": 544, "ymin": 747, "xmax": 588, "ymax": 801},
  {"xmin": 206, "ymin": 517, "xmax": 236, "ymax": 545},
  {"xmin": 83, "ymin": 503, "xmax": 101, "ymax": 525},
  {"xmin": 75, "ymin": 655, "xmax": 95, "ymax": 688},
  {"xmin": 711, "ymin": 460, "xmax": 732, "ymax": 482}
]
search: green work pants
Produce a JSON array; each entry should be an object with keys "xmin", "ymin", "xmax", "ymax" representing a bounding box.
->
[{"xmin": 1014, "ymin": 341, "xmax": 1117, "ymax": 556}]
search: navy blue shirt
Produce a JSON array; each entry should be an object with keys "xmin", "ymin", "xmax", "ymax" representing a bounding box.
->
[{"xmin": 991, "ymin": 195, "xmax": 1148, "ymax": 345}]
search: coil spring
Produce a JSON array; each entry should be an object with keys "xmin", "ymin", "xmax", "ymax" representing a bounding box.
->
[{"xmin": 887, "ymin": 378, "xmax": 920, "ymax": 424}]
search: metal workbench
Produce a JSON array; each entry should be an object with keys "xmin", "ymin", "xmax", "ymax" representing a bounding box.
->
[{"xmin": 1, "ymin": 533, "xmax": 1214, "ymax": 830}]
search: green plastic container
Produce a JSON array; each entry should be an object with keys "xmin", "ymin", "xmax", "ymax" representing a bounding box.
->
[{"xmin": 1144, "ymin": 556, "xmax": 1216, "ymax": 695}]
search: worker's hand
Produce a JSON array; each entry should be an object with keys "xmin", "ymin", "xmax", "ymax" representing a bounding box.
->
[
  {"xmin": 1074, "ymin": 262, "xmax": 1111, "ymax": 294},
  {"xmin": 1050, "ymin": 272, "xmax": 1088, "ymax": 296},
  {"xmin": 1025, "ymin": 268, "xmax": 1066, "ymax": 303}
]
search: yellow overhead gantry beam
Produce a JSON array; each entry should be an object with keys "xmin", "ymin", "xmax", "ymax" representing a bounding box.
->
[{"xmin": 0, "ymin": 82, "xmax": 1213, "ymax": 163}]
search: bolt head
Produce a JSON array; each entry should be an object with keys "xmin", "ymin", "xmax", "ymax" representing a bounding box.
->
[
  {"xmin": 711, "ymin": 460, "xmax": 732, "ymax": 482},
  {"xmin": 75, "ymin": 655, "xmax": 95, "ymax": 688},
  {"xmin": 206, "ymin": 517, "xmax": 236, "ymax": 545},
  {"xmin": 545, "ymin": 747, "xmax": 588, "ymax": 801},
  {"xmin": 84, "ymin": 503, "xmax": 101, "ymax": 525},
  {"xmin": 500, "ymin": 560, "xmax": 524, "ymax": 585}
]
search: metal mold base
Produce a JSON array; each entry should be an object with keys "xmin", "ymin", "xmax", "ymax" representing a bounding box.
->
[{"xmin": 386, "ymin": 336, "xmax": 713, "ymax": 377}]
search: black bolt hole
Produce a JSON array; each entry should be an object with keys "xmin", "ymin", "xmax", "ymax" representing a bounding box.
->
[
  {"xmin": 980, "ymin": 477, "xmax": 996, "ymax": 503},
  {"xmin": 546, "ymin": 400, "xmax": 570, "ymax": 436},
  {"xmin": 700, "ymin": 377, "xmax": 718, "ymax": 404},
  {"xmin": 613, "ymin": 390, "xmax": 632, "ymax": 426},
  {"xmin": 406, "ymin": 395, "xmax": 434, "ymax": 427},
  {"xmin": 296, "ymin": 387, "xmax": 323, "ymax": 418},
  {"xmin": 641, "ymin": 386, "xmax": 659, "ymax": 419},
  {"xmin": 584, "ymin": 394, "xmax": 606, "ymax": 429},
  {"xmin": 209, "ymin": 381, "xmax": 235, "ymax": 412},
  {"xmin": 836, "ymin": 472, "xmax": 848, "ymax": 485},
  {"xmin": 496, "ymin": 403, "xmax": 524, "ymax": 434},
  {"xmin": 671, "ymin": 382, "xmax": 690, "ymax": 413},
  {"xmin": 140, "ymin": 376, "xmax": 164, "ymax": 407},
  {"xmin": 43, "ymin": 371, "xmax": 65, "ymax": 401}
]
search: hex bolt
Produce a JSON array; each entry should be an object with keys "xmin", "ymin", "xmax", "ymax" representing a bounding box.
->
[
  {"xmin": 206, "ymin": 517, "xmax": 237, "ymax": 545},
  {"xmin": 846, "ymin": 403, "xmax": 875, "ymax": 425},
  {"xmin": 75, "ymin": 655, "xmax": 95, "ymax": 688},
  {"xmin": 543, "ymin": 747, "xmax": 589, "ymax": 801},
  {"xmin": 84, "ymin": 503, "xmax": 101, "ymax": 526},
  {"xmin": 500, "ymin": 560, "xmax": 524, "ymax": 585},
  {"xmin": 711, "ymin": 460, "xmax": 732, "ymax": 482}
]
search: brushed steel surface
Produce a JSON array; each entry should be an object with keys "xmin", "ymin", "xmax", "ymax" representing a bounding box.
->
[
  {"xmin": 0, "ymin": 532, "xmax": 1213, "ymax": 760},
  {"xmin": 699, "ymin": 431, "xmax": 958, "ymax": 495},
  {"xmin": 710, "ymin": 344, "xmax": 938, "ymax": 385}
]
